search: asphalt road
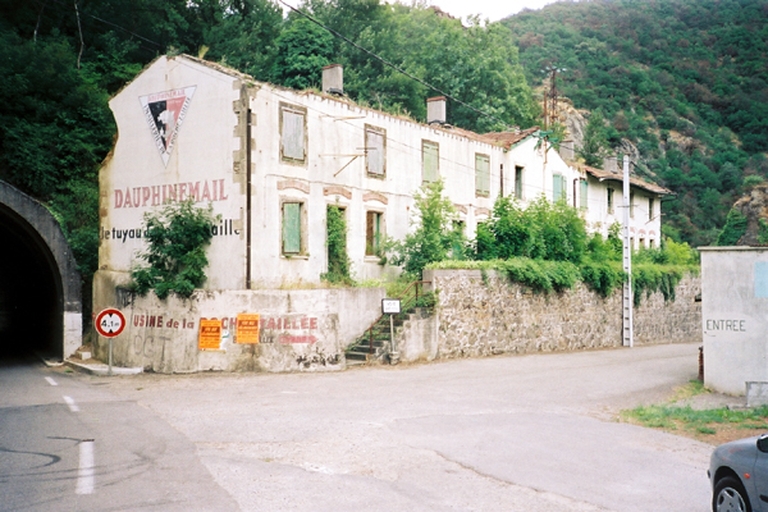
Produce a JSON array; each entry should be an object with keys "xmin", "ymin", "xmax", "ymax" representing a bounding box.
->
[
  {"xmin": 0, "ymin": 358, "xmax": 238, "ymax": 512},
  {"xmin": 2, "ymin": 343, "xmax": 714, "ymax": 511}
]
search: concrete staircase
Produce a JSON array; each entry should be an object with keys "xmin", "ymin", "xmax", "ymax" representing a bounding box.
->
[
  {"xmin": 344, "ymin": 280, "xmax": 435, "ymax": 366},
  {"xmin": 345, "ymin": 314, "xmax": 405, "ymax": 365}
]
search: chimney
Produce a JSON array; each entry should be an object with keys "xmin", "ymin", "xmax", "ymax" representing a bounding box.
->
[
  {"xmin": 427, "ymin": 96, "xmax": 447, "ymax": 125},
  {"xmin": 322, "ymin": 64, "xmax": 343, "ymax": 96}
]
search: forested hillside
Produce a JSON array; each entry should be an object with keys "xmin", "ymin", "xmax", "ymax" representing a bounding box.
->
[
  {"xmin": 1, "ymin": 0, "xmax": 766, "ymax": 288},
  {"xmin": 504, "ymin": 0, "xmax": 768, "ymax": 246},
  {"xmin": 0, "ymin": 0, "xmax": 536, "ymax": 288}
]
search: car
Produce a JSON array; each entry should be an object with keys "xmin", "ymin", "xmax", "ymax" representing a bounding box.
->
[{"xmin": 709, "ymin": 433, "xmax": 768, "ymax": 512}]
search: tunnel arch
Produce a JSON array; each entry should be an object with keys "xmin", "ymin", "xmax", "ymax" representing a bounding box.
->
[{"xmin": 0, "ymin": 180, "xmax": 82, "ymax": 360}]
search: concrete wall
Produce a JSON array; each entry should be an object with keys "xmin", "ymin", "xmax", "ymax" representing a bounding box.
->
[
  {"xmin": 701, "ymin": 247, "xmax": 768, "ymax": 395},
  {"xmin": 93, "ymin": 270, "xmax": 384, "ymax": 373},
  {"xmin": 420, "ymin": 269, "xmax": 700, "ymax": 359},
  {"xmin": 0, "ymin": 181, "xmax": 82, "ymax": 357}
]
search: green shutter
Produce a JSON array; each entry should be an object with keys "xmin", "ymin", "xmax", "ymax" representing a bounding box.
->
[
  {"xmin": 475, "ymin": 154, "xmax": 490, "ymax": 195},
  {"xmin": 580, "ymin": 179, "xmax": 588, "ymax": 210},
  {"xmin": 283, "ymin": 203, "xmax": 301, "ymax": 254},
  {"xmin": 553, "ymin": 174, "xmax": 565, "ymax": 202},
  {"xmin": 422, "ymin": 141, "xmax": 439, "ymax": 182}
]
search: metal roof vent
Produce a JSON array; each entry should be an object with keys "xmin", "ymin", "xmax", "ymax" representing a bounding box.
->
[
  {"xmin": 322, "ymin": 64, "xmax": 344, "ymax": 96},
  {"xmin": 427, "ymin": 96, "xmax": 446, "ymax": 125}
]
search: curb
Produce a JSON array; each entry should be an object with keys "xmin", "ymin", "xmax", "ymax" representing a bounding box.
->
[{"xmin": 64, "ymin": 359, "xmax": 144, "ymax": 376}]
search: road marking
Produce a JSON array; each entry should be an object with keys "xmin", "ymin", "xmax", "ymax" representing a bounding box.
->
[
  {"xmin": 62, "ymin": 396, "xmax": 80, "ymax": 412},
  {"xmin": 75, "ymin": 440, "xmax": 95, "ymax": 495},
  {"xmin": 45, "ymin": 377, "xmax": 58, "ymax": 386}
]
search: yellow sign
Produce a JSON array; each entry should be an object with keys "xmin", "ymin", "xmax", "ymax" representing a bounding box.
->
[
  {"xmin": 198, "ymin": 318, "xmax": 222, "ymax": 351},
  {"xmin": 236, "ymin": 314, "xmax": 260, "ymax": 344}
]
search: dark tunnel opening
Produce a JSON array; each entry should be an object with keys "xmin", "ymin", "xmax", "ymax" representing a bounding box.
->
[{"xmin": 0, "ymin": 208, "xmax": 62, "ymax": 361}]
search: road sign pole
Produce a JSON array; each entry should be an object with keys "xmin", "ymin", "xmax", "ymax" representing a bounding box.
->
[{"xmin": 94, "ymin": 308, "xmax": 126, "ymax": 376}]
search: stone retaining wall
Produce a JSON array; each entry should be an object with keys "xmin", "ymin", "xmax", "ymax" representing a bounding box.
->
[{"xmin": 423, "ymin": 269, "xmax": 700, "ymax": 359}]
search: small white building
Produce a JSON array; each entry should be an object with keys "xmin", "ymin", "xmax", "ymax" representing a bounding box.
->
[
  {"xmin": 574, "ymin": 164, "xmax": 669, "ymax": 250},
  {"xmin": 92, "ymin": 54, "xmax": 669, "ymax": 372},
  {"xmin": 700, "ymin": 246, "xmax": 768, "ymax": 397}
]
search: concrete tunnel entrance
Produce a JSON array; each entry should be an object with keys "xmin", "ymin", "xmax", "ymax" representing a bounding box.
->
[{"xmin": 0, "ymin": 181, "xmax": 82, "ymax": 361}]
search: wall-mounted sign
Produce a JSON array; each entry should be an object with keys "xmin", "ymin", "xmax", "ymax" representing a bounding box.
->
[
  {"xmin": 139, "ymin": 86, "xmax": 196, "ymax": 166},
  {"xmin": 198, "ymin": 318, "xmax": 222, "ymax": 351},
  {"xmin": 382, "ymin": 298, "xmax": 401, "ymax": 315},
  {"xmin": 236, "ymin": 314, "xmax": 260, "ymax": 344},
  {"xmin": 95, "ymin": 308, "xmax": 126, "ymax": 338}
]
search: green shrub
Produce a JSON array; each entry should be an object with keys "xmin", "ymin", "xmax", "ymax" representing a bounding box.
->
[
  {"xmin": 130, "ymin": 200, "xmax": 219, "ymax": 300},
  {"xmin": 580, "ymin": 259, "xmax": 625, "ymax": 297}
]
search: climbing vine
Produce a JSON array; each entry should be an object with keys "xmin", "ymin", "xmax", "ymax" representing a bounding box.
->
[{"xmin": 321, "ymin": 204, "xmax": 353, "ymax": 285}]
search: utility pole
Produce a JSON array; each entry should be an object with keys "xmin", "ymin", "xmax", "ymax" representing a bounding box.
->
[
  {"xmin": 622, "ymin": 155, "xmax": 634, "ymax": 348},
  {"xmin": 542, "ymin": 66, "xmax": 565, "ymax": 130}
]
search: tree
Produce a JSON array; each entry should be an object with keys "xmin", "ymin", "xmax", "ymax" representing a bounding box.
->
[
  {"xmin": 202, "ymin": 0, "xmax": 283, "ymax": 81},
  {"xmin": 270, "ymin": 17, "xmax": 334, "ymax": 90},
  {"xmin": 577, "ymin": 110, "xmax": 609, "ymax": 167},
  {"xmin": 391, "ymin": 180, "xmax": 462, "ymax": 278}
]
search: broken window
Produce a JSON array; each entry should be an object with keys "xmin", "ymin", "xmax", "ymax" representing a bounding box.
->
[
  {"xmin": 280, "ymin": 103, "xmax": 306, "ymax": 163},
  {"xmin": 365, "ymin": 125, "xmax": 386, "ymax": 177}
]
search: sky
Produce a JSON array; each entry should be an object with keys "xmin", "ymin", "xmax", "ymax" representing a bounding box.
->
[
  {"xmin": 279, "ymin": 0, "xmax": 561, "ymax": 23},
  {"xmin": 421, "ymin": 0, "xmax": 560, "ymax": 22}
]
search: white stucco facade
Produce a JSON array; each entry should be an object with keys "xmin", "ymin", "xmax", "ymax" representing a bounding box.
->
[{"xmin": 98, "ymin": 54, "xmax": 667, "ymax": 292}]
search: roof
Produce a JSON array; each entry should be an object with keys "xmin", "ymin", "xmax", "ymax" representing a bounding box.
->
[
  {"xmin": 576, "ymin": 164, "xmax": 672, "ymax": 196},
  {"xmin": 476, "ymin": 127, "xmax": 541, "ymax": 149},
  {"xmin": 170, "ymin": 54, "xmax": 540, "ymax": 151}
]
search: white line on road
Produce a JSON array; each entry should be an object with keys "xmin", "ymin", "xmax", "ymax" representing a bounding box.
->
[
  {"xmin": 62, "ymin": 396, "xmax": 80, "ymax": 412},
  {"xmin": 45, "ymin": 377, "xmax": 58, "ymax": 386},
  {"xmin": 75, "ymin": 440, "xmax": 95, "ymax": 495}
]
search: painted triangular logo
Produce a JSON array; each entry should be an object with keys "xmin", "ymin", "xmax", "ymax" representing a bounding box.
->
[{"xmin": 139, "ymin": 86, "xmax": 196, "ymax": 166}]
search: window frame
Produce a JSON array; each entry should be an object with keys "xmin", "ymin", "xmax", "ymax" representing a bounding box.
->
[
  {"xmin": 421, "ymin": 140, "xmax": 439, "ymax": 183},
  {"xmin": 579, "ymin": 178, "xmax": 588, "ymax": 211},
  {"xmin": 279, "ymin": 102, "xmax": 307, "ymax": 165},
  {"xmin": 514, "ymin": 166, "xmax": 524, "ymax": 200},
  {"xmin": 281, "ymin": 200, "xmax": 307, "ymax": 256},
  {"xmin": 607, "ymin": 188, "xmax": 614, "ymax": 215},
  {"xmin": 365, "ymin": 210, "xmax": 384, "ymax": 257},
  {"xmin": 475, "ymin": 153, "xmax": 491, "ymax": 197},
  {"xmin": 365, "ymin": 125, "xmax": 386, "ymax": 178},
  {"xmin": 553, "ymin": 174, "xmax": 567, "ymax": 202},
  {"xmin": 648, "ymin": 197, "xmax": 655, "ymax": 222}
]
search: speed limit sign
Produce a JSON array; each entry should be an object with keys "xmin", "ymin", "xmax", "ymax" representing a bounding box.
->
[{"xmin": 95, "ymin": 308, "xmax": 126, "ymax": 338}]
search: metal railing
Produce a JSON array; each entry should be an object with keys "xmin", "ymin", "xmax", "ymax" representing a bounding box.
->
[{"xmin": 364, "ymin": 280, "xmax": 432, "ymax": 355}]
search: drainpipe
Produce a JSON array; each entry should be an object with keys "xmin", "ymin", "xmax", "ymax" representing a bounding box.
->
[{"xmin": 246, "ymin": 107, "xmax": 252, "ymax": 289}]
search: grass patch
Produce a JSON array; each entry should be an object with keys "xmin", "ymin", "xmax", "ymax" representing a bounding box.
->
[
  {"xmin": 622, "ymin": 379, "xmax": 768, "ymax": 440},
  {"xmin": 623, "ymin": 404, "xmax": 768, "ymax": 434}
]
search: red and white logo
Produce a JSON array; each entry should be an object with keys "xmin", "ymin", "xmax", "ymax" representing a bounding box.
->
[{"xmin": 139, "ymin": 86, "xmax": 196, "ymax": 166}]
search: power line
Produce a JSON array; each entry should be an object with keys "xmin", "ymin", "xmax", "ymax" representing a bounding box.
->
[{"xmin": 276, "ymin": 0, "xmax": 516, "ymax": 131}]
